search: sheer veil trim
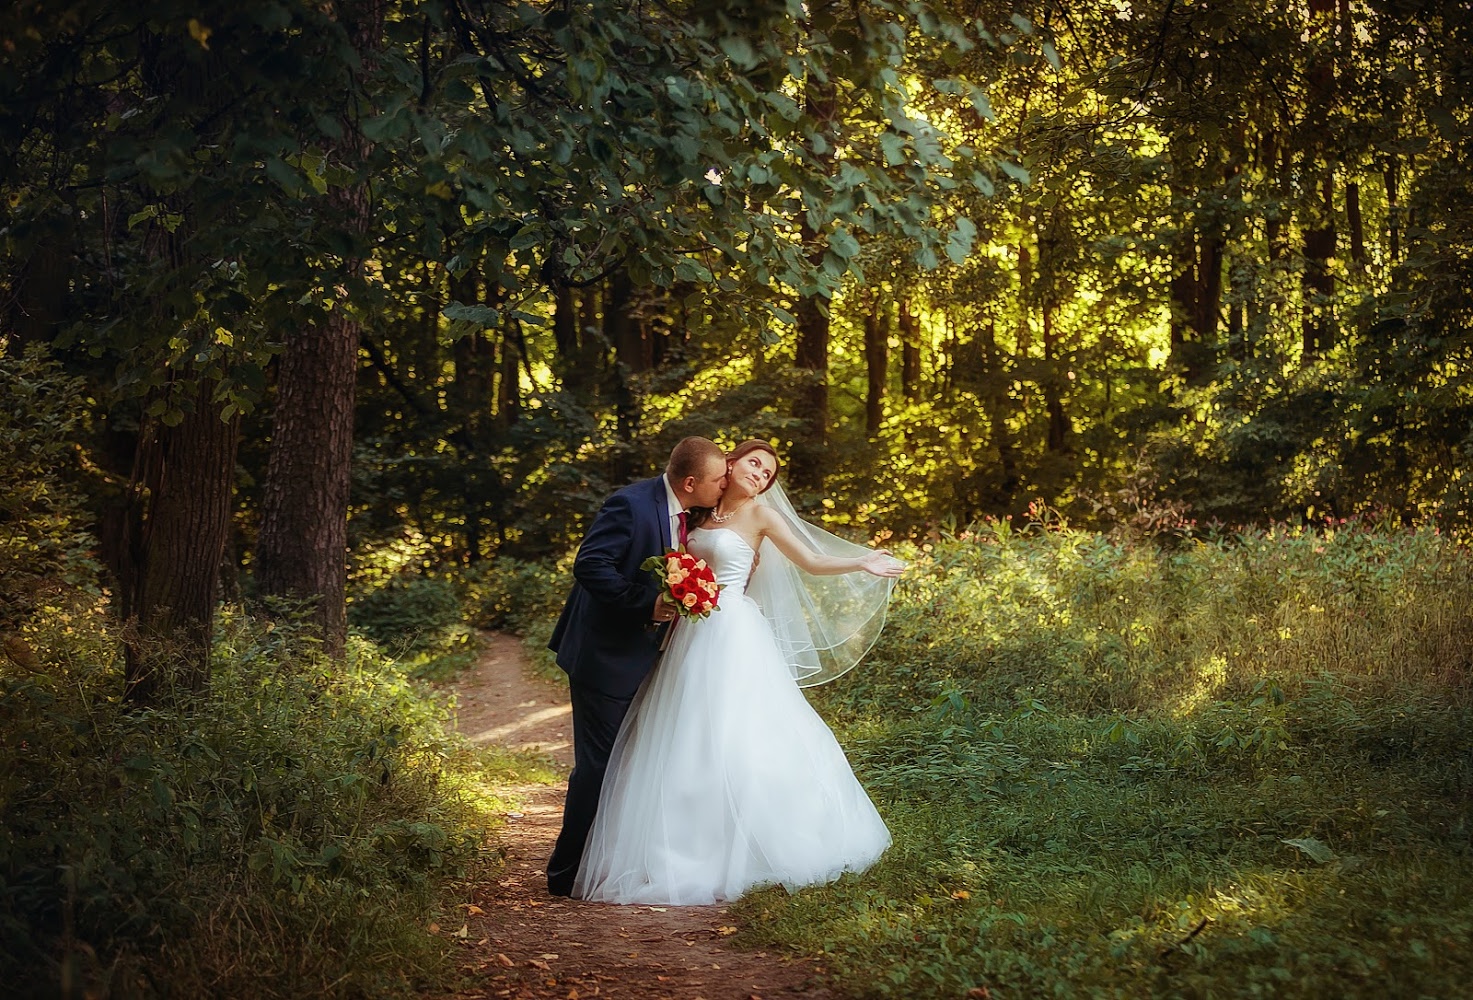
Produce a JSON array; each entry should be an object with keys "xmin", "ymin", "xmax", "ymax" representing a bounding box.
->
[{"xmin": 743, "ymin": 481, "xmax": 900, "ymax": 687}]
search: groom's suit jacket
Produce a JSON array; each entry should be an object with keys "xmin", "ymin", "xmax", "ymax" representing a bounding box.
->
[{"xmin": 549, "ymin": 475, "xmax": 673, "ymax": 699}]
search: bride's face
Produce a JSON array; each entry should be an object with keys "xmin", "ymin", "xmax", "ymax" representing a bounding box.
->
[{"xmin": 726, "ymin": 450, "xmax": 777, "ymax": 499}]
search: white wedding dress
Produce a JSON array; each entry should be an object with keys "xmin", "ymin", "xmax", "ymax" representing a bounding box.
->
[{"xmin": 573, "ymin": 526, "xmax": 892, "ymax": 905}]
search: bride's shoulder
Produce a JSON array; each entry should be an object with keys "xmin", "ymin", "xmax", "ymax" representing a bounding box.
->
[{"xmin": 750, "ymin": 502, "xmax": 783, "ymax": 533}]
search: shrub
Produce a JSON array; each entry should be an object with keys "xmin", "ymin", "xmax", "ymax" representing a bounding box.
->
[{"xmin": 0, "ymin": 606, "xmax": 521, "ymax": 998}]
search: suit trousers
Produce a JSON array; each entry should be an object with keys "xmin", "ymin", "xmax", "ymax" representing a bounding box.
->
[{"xmin": 546, "ymin": 679, "xmax": 636, "ymax": 895}]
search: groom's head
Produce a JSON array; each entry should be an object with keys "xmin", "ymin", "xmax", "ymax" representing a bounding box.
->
[{"xmin": 665, "ymin": 437, "xmax": 727, "ymax": 509}]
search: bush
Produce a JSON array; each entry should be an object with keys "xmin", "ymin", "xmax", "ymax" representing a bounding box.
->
[
  {"xmin": 0, "ymin": 346, "xmax": 98, "ymax": 637},
  {"xmin": 0, "ymin": 609, "xmax": 520, "ymax": 998},
  {"xmin": 718, "ymin": 521, "xmax": 1473, "ymax": 1000},
  {"xmin": 460, "ymin": 556, "xmax": 573, "ymax": 682}
]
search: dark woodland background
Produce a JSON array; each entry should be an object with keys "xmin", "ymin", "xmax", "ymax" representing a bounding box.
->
[{"xmin": 3, "ymin": 2, "xmax": 1471, "ymax": 997}]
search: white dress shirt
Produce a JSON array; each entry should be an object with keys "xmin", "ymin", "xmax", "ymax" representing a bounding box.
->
[{"xmin": 661, "ymin": 474, "xmax": 685, "ymax": 549}]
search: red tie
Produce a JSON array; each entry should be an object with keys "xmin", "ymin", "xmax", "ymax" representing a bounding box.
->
[{"xmin": 677, "ymin": 511, "xmax": 689, "ymax": 549}]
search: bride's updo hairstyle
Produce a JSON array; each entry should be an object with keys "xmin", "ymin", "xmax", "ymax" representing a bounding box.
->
[{"xmin": 688, "ymin": 439, "xmax": 780, "ymax": 530}]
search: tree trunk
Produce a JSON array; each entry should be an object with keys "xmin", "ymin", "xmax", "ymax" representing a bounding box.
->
[
  {"xmin": 1385, "ymin": 159, "xmax": 1400, "ymax": 260},
  {"xmin": 1042, "ymin": 304, "xmax": 1069, "ymax": 453},
  {"xmin": 256, "ymin": 0, "xmax": 383, "ymax": 656},
  {"xmin": 979, "ymin": 318, "xmax": 1019, "ymax": 499},
  {"xmin": 1196, "ymin": 233, "xmax": 1224, "ymax": 345},
  {"xmin": 898, "ymin": 298, "xmax": 921, "ymax": 400},
  {"xmin": 552, "ymin": 284, "xmax": 580, "ymax": 388},
  {"xmin": 863, "ymin": 301, "xmax": 888, "ymax": 437},
  {"xmin": 1347, "ymin": 180, "xmax": 1365, "ymax": 265},
  {"xmin": 605, "ymin": 269, "xmax": 650, "ymax": 374},
  {"xmin": 1302, "ymin": 173, "xmax": 1336, "ymax": 357},
  {"xmin": 1169, "ymin": 227, "xmax": 1198, "ymax": 377},
  {"xmin": 788, "ymin": 51, "xmax": 837, "ymax": 494},
  {"xmin": 498, "ymin": 321, "xmax": 522, "ymax": 428},
  {"xmin": 120, "ymin": 386, "xmax": 239, "ymax": 702}
]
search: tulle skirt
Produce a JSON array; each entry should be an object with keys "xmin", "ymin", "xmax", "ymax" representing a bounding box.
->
[{"xmin": 573, "ymin": 594, "xmax": 891, "ymax": 905}]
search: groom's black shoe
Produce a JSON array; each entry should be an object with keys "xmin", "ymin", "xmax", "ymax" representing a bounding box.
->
[{"xmin": 546, "ymin": 872, "xmax": 574, "ymax": 897}]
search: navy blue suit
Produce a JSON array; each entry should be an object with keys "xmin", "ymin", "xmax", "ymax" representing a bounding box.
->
[{"xmin": 546, "ymin": 475, "xmax": 673, "ymax": 894}]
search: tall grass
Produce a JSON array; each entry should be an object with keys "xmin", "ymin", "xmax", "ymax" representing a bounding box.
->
[
  {"xmin": 728, "ymin": 519, "xmax": 1473, "ymax": 999},
  {"xmin": 0, "ymin": 608, "xmax": 555, "ymax": 998}
]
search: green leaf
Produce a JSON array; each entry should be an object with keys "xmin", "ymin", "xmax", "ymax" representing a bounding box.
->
[
  {"xmin": 762, "ymin": 302, "xmax": 797, "ymax": 326},
  {"xmin": 880, "ymin": 132, "xmax": 907, "ymax": 167},
  {"xmin": 443, "ymin": 302, "xmax": 500, "ymax": 326},
  {"xmin": 945, "ymin": 217, "xmax": 977, "ymax": 265},
  {"xmin": 1282, "ymin": 838, "xmax": 1336, "ymax": 864},
  {"xmin": 828, "ymin": 226, "xmax": 861, "ymax": 260},
  {"xmin": 998, "ymin": 159, "xmax": 1031, "ymax": 186},
  {"xmin": 720, "ymin": 35, "xmax": 758, "ymax": 70},
  {"xmin": 969, "ymin": 88, "xmax": 996, "ymax": 121},
  {"xmin": 127, "ymin": 206, "xmax": 159, "ymax": 230}
]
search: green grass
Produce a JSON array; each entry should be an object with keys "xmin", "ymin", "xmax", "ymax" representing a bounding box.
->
[
  {"xmin": 725, "ymin": 519, "xmax": 1473, "ymax": 999},
  {"xmin": 0, "ymin": 607, "xmax": 559, "ymax": 998}
]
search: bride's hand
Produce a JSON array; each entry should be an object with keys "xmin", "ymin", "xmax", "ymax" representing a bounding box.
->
[{"xmin": 861, "ymin": 549, "xmax": 905, "ymax": 578}]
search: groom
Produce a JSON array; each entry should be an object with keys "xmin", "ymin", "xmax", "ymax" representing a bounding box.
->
[{"xmin": 545, "ymin": 436, "xmax": 728, "ymax": 896}]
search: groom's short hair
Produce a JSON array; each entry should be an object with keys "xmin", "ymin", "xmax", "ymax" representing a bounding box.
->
[{"xmin": 666, "ymin": 436, "xmax": 723, "ymax": 481}]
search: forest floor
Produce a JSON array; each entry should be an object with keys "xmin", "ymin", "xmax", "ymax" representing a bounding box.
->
[{"xmin": 435, "ymin": 633, "xmax": 840, "ymax": 1000}]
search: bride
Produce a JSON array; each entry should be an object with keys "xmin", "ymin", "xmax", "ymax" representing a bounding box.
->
[{"xmin": 573, "ymin": 440, "xmax": 904, "ymax": 905}]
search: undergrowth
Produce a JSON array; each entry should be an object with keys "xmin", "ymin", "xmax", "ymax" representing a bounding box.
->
[
  {"xmin": 0, "ymin": 606, "xmax": 558, "ymax": 998},
  {"xmin": 721, "ymin": 517, "xmax": 1473, "ymax": 999}
]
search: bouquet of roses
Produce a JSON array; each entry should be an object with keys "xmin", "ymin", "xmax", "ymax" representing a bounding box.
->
[{"xmin": 641, "ymin": 549, "xmax": 722, "ymax": 619}]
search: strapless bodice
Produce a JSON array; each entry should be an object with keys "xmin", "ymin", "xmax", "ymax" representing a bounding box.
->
[{"xmin": 685, "ymin": 527, "xmax": 756, "ymax": 597}]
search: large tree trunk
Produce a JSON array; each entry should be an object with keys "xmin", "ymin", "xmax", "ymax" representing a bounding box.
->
[
  {"xmin": 603, "ymin": 272, "xmax": 640, "ymax": 483},
  {"xmin": 863, "ymin": 300, "xmax": 888, "ymax": 437},
  {"xmin": 256, "ymin": 0, "xmax": 383, "ymax": 655},
  {"xmin": 789, "ymin": 58, "xmax": 837, "ymax": 493},
  {"xmin": 790, "ymin": 254, "xmax": 830, "ymax": 492},
  {"xmin": 119, "ymin": 387, "xmax": 239, "ymax": 702}
]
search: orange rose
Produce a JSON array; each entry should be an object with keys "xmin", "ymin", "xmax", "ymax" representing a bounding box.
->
[{"xmin": 681, "ymin": 592, "xmax": 698, "ymax": 609}]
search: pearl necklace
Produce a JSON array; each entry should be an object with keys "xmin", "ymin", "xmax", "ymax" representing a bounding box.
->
[{"xmin": 709, "ymin": 499, "xmax": 751, "ymax": 523}]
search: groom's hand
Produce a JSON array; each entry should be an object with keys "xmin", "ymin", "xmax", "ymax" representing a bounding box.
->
[{"xmin": 651, "ymin": 594, "xmax": 678, "ymax": 623}]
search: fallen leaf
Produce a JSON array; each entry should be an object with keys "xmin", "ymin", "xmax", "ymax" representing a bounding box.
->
[
  {"xmin": 952, "ymin": 890, "xmax": 971, "ymax": 900},
  {"xmin": 717, "ymin": 925, "xmax": 738, "ymax": 936},
  {"xmin": 647, "ymin": 906, "xmax": 668, "ymax": 912},
  {"xmin": 494, "ymin": 953, "xmax": 514, "ymax": 968},
  {"xmin": 967, "ymin": 988, "xmax": 992, "ymax": 999},
  {"xmin": 526, "ymin": 958, "xmax": 551, "ymax": 971},
  {"xmin": 427, "ymin": 922, "xmax": 441, "ymax": 935},
  {"xmin": 463, "ymin": 904, "xmax": 486, "ymax": 915},
  {"xmin": 657, "ymin": 976, "xmax": 669, "ymax": 982},
  {"xmin": 540, "ymin": 953, "xmax": 559, "ymax": 960},
  {"xmin": 452, "ymin": 924, "xmax": 470, "ymax": 939}
]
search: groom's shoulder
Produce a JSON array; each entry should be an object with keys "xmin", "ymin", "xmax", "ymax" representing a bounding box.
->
[{"xmin": 611, "ymin": 475, "xmax": 662, "ymax": 502}]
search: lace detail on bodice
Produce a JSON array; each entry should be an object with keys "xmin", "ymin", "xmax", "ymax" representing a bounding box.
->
[{"xmin": 685, "ymin": 528, "xmax": 756, "ymax": 598}]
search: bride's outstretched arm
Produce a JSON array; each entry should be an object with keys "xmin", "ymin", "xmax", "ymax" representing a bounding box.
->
[{"xmin": 753, "ymin": 506, "xmax": 904, "ymax": 578}]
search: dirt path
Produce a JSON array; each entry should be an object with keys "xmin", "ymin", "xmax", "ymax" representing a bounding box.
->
[{"xmin": 438, "ymin": 633, "xmax": 839, "ymax": 1000}]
